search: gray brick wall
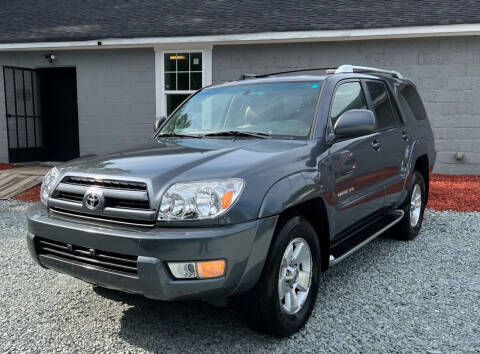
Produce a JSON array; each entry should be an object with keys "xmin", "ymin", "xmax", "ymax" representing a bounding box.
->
[
  {"xmin": 0, "ymin": 48, "xmax": 155, "ymax": 162},
  {"xmin": 213, "ymin": 37, "xmax": 480, "ymax": 174},
  {"xmin": 0, "ymin": 39, "xmax": 479, "ymax": 175}
]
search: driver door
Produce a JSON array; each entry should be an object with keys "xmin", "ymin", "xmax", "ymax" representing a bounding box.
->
[{"xmin": 327, "ymin": 80, "xmax": 386, "ymax": 236}]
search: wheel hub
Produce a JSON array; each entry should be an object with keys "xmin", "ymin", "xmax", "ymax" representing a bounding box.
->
[{"xmin": 278, "ymin": 238, "xmax": 312, "ymax": 315}]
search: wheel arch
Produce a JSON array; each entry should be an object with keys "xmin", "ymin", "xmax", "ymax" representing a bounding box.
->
[
  {"xmin": 402, "ymin": 138, "xmax": 432, "ymax": 205},
  {"xmin": 273, "ymin": 197, "xmax": 331, "ymax": 272},
  {"xmin": 258, "ymin": 172, "xmax": 333, "ymax": 271},
  {"xmin": 414, "ymin": 154, "xmax": 430, "ymax": 203}
]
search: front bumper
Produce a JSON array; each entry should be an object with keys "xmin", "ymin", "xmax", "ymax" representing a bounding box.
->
[{"xmin": 27, "ymin": 203, "xmax": 277, "ymax": 301}]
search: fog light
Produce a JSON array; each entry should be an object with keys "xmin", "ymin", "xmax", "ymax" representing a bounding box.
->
[
  {"xmin": 167, "ymin": 262, "xmax": 197, "ymax": 279},
  {"xmin": 167, "ymin": 259, "xmax": 226, "ymax": 279}
]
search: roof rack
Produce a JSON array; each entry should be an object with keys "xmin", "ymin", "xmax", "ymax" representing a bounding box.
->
[
  {"xmin": 239, "ymin": 67, "xmax": 334, "ymax": 80},
  {"xmin": 238, "ymin": 65, "xmax": 403, "ymax": 81},
  {"xmin": 334, "ymin": 64, "xmax": 403, "ymax": 79}
]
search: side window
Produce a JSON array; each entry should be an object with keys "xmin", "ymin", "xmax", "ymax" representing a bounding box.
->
[
  {"xmin": 397, "ymin": 83, "xmax": 427, "ymax": 121},
  {"xmin": 330, "ymin": 82, "xmax": 367, "ymax": 126},
  {"xmin": 366, "ymin": 81, "xmax": 396, "ymax": 130}
]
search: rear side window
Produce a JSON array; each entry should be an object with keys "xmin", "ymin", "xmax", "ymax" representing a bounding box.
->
[
  {"xmin": 330, "ymin": 82, "xmax": 367, "ymax": 126},
  {"xmin": 397, "ymin": 83, "xmax": 427, "ymax": 121},
  {"xmin": 366, "ymin": 81, "xmax": 396, "ymax": 130}
]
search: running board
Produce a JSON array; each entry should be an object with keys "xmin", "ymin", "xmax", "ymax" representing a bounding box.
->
[{"xmin": 329, "ymin": 210, "xmax": 404, "ymax": 267}]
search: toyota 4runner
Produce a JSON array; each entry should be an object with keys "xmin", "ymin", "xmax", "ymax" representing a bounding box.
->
[{"xmin": 27, "ymin": 65, "xmax": 436, "ymax": 336}]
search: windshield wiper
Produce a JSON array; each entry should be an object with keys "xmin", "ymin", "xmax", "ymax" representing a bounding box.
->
[
  {"xmin": 203, "ymin": 131, "xmax": 270, "ymax": 139},
  {"xmin": 156, "ymin": 132, "xmax": 203, "ymax": 138}
]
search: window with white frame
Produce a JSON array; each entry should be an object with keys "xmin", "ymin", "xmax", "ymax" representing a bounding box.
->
[{"xmin": 160, "ymin": 51, "xmax": 204, "ymax": 116}]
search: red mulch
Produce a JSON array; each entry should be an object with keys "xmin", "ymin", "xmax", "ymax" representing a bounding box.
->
[
  {"xmin": 0, "ymin": 163, "xmax": 21, "ymax": 171},
  {"xmin": 10, "ymin": 173, "xmax": 480, "ymax": 211},
  {"xmin": 427, "ymin": 174, "xmax": 480, "ymax": 212},
  {"xmin": 14, "ymin": 185, "xmax": 41, "ymax": 203}
]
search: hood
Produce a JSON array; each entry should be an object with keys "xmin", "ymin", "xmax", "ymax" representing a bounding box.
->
[
  {"xmin": 58, "ymin": 137, "xmax": 324, "ymax": 221},
  {"xmin": 61, "ymin": 137, "xmax": 317, "ymax": 180}
]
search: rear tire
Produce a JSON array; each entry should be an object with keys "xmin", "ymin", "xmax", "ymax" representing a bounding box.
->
[
  {"xmin": 240, "ymin": 216, "xmax": 321, "ymax": 337},
  {"xmin": 391, "ymin": 171, "xmax": 426, "ymax": 240}
]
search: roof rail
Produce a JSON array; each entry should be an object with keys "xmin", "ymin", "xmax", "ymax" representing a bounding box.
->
[
  {"xmin": 334, "ymin": 64, "xmax": 403, "ymax": 79},
  {"xmin": 239, "ymin": 67, "xmax": 334, "ymax": 80}
]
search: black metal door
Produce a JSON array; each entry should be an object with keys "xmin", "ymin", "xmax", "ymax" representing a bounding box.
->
[{"xmin": 3, "ymin": 66, "xmax": 43, "ymax": 162}]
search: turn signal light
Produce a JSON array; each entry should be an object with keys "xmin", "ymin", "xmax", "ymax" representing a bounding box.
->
[
  {"xmin": 197, "ymin": 260, "xmax": 226, "ymax": 279},
  {"xmin": 221, "ymin": 190, "xmax": 234, "ymax": 209}
]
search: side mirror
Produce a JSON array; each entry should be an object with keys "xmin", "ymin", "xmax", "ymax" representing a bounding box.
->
[
  {"xmin": 334, "ymin": 109, "xmax": 375, "ymax": 137},
  {"xmin": 154, "ymin": 116, "xmax": 167, "ymax": 132}
]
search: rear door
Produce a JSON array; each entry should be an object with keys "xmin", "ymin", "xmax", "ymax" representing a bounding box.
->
[
  {"xmin": 364, "ymin": 80, "xmax": 408, "ymax": 206},
  {"xmin": 327, "ymin": 80, "xmax": 386, "ymax": 235}
]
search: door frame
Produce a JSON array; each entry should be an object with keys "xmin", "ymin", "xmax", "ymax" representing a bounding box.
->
[{"xmin": 2, "ymin": 65, "xmax": 43, "ymax": 163}]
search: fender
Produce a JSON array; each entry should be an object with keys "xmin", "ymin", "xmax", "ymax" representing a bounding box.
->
[
  {"xmin": 401, "ymin": 139, "xmax": 418, "ymax": 192},
  {"xmin": 400, "ymin": 137, "xmax": 430, "ymax": 203},
  {"xmin": 257, "ymin": 170, "xmax": 334, "ymax": 239}
]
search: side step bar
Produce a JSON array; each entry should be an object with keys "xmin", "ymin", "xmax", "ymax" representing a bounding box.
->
[{"xmin": 329, "ymin": 210, "xmax": 404, "ymax": 267}]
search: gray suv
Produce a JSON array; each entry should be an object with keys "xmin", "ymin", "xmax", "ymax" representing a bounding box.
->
[{"xmin": 27, "ymin": 65, "xmax": 436, "ymax": 336}]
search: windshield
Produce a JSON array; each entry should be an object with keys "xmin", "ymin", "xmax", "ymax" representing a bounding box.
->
[{"xmin": 159, "ymin": 81, "xmax": 323, "ymax": 138}]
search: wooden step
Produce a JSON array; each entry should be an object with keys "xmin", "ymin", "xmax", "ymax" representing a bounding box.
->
[{"xmin": 0, "ymin": 174, "xmax": 43, "ymax": 200}]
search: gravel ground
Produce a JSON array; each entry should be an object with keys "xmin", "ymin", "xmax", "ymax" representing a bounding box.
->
[{"xmin": 1, "ymin": 200, "xmax": 479, "ymax": 352}]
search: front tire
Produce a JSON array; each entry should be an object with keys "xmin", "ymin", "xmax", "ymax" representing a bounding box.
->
[{"xmin": 241, "ymin": 216, "xmax": 321, "ymax": 336}]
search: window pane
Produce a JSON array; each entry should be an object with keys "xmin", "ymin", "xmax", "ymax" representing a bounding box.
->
[
  {"xmin": 167, "ymin": 94, "xmax": 190, "ymax": 116},
  {"xmin": 366, "ymin": 81, "xmax": 395, "ymax": 129},
  {"xmin": 178, "ymin": 72, "xmax": 189, "ymax": 90},
  {"xmin": 163, "ymin": 52, "xmax": 203, "ymax": 92},
  {"xmin": 161, "ymin": 82, "xmax": 323, "ymax": 138},
  {"xmin": 165, "ymin": 73, "xmax": 176, "ymax": 90},
  {"xmin": 164, "ymin": 54, "xmax": 176, "ymax": 71},
  {"xmin": 177, "ymin": 53, "xmax": 189, "ymax": 71},
  {"xmin": 190, "ymin": 72, "xmax": 202, "ymax": 90},
  {"xmin": 398, "ymin": 83, "xmax": 427, "ymax": 120},
  {"xmin": 190, "ymin": 52, "xmax": 202, "ymax": 71},
  {"xmin": 330, "ymin": 82, "xmax": 367, "ymax": 126}
]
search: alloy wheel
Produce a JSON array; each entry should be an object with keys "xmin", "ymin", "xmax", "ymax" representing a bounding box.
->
[
  {"xmin": 410, "ymin": 183, "xmax": 422, "ymax": 227},
  {"xmin": 278, "ymin": 238, "xmax": 312, "ymax": 315}
]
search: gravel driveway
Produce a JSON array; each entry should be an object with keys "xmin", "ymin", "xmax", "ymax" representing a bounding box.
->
[{"xmin": 1, "ymin": 200, "xmax": 479, "ymax": 352}]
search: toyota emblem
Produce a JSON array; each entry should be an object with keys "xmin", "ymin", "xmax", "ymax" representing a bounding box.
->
[{"xmin": 84, "ymin": 191, "xmax": 103, "ymax": 210}]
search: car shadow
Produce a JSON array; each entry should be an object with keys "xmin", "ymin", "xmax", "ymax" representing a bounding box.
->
[
  {"xmin": 92, "ymin": 235, "xmax": 407, "ymax": 351},
  {"xmin": 93, "ymin": 286, "xmax": 279, "ymax": 350}
]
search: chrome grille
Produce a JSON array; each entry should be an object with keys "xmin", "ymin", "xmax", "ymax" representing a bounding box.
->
[
  {"xmin": 62, "ymin": 176, "xmax": 147, "ymax": 191},
  {"xmin": 48, "ymin": 176, "xmax": 155, "ymax": 225},
  {"xmin": 54, "ymin": 189, "xmax": 151, "ymax": 210}
]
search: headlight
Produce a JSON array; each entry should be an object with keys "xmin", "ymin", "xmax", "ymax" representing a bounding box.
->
[
  {"xmin": 40, "ymin": 167, "xmax": 60, "ymax": 206},
  {"xmin": 158, "ymin": 179, "xmax": 244, "ymax": 221}
]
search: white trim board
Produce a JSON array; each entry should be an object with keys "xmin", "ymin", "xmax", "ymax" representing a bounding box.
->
[
  {"xmin": 154, "ymin": 47, "xmax": 213, "ymax": 117},
  {"xmin": 1, "ymin": 23, "xmax": 480, "ymax": 51}
]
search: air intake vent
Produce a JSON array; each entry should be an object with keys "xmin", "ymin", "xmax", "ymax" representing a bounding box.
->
[
  {"xmin": 36, "ymin": 237, "xmax": 138, "ymax": 275},
  {"xmin": 106, "ymin": 198, "xmax": 151, "ymax": 210},
  {"xmin": 56, "ymin": 191, "xmax": 83, "ymax": 203}
]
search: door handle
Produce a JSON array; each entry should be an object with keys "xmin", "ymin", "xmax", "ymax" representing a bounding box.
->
[
  {"xmin": 371, "ymin": 139, "xmax": 381, "ymax": 151},
  {"xmin": 402, "ymin": 131, "xmax": 409, "ymax": 141}
]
